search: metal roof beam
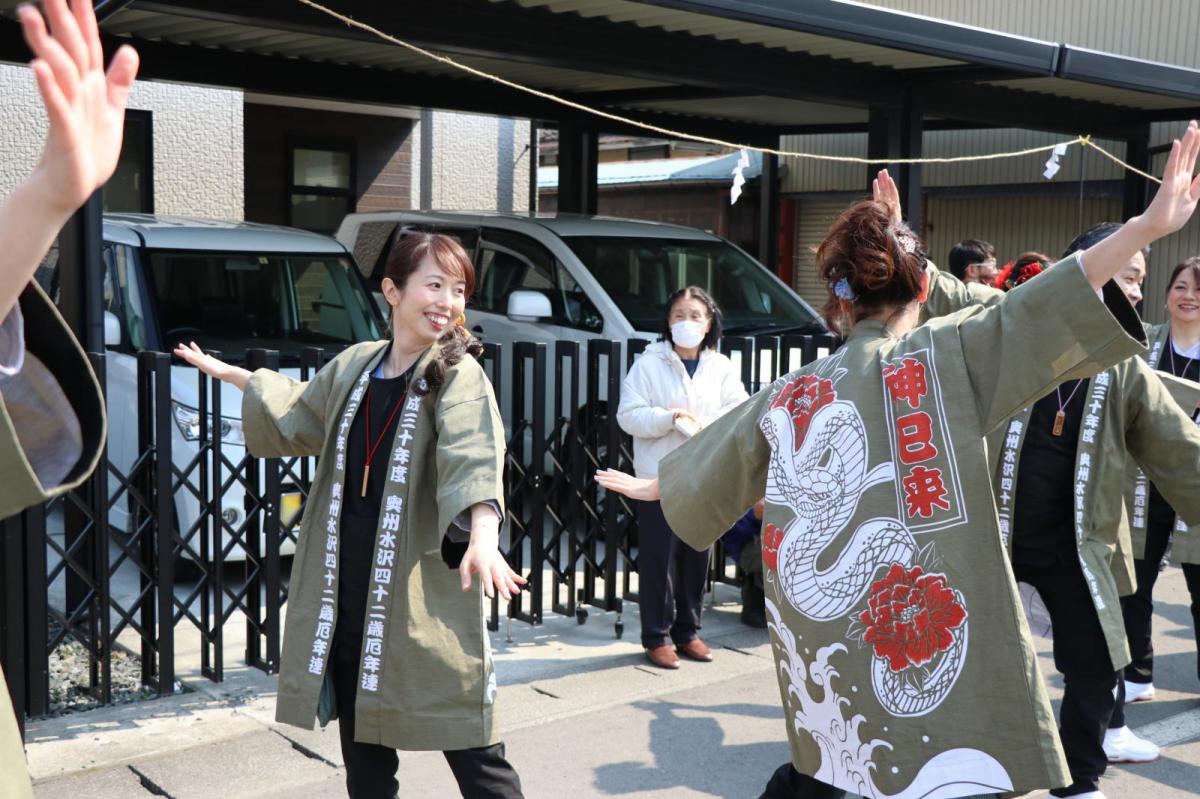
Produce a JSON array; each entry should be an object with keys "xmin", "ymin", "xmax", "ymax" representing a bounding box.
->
[
  {"xmin": 129, "ymin": 0, "xmax": 904, "ymax": 109},
  {"xmin": 0, "ymin": 19, "xmax": 786, "ymax": 142},
  {"xmin": 626, "ymin": 0, "xmax": 1059, "ymax": 73}
]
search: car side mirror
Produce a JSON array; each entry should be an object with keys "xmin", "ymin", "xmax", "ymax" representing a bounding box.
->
[
  {"xmin": 103, "ymin": 310, "xmax": 122, "ymax": 348},
  {"xmin": 506, "ymin": 290, "xmax": 552, "ymax": 322}
]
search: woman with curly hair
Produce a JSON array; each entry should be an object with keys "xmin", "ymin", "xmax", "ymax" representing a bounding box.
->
[
  {"xmin": 597, "ymin": 138, "xmax": 1200, "ymax": 799},
  {"xmin": 176, "ymin": 233, "xmax": 527, "ymax": 798}
]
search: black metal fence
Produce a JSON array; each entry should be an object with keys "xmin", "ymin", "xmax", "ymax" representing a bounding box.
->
[{"xmin": 0, "ymin": 334, "xmax": 835, "ymax": 726}]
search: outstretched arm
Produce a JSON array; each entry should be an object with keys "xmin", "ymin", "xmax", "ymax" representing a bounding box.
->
[
  {"xmin": 1081, "ymin": 122, "xmax": 1200, "ymax": 288},
  {"xmin": 595, "ymin": 469, "xmax": 660, "ymax": 501},
  {"xmin": 173, "ymin": 341, "xmax": 251, "ymax": 391},
  {"xmin": 0, "ymin": 1, "xmax": 139, "ymax": 322}
]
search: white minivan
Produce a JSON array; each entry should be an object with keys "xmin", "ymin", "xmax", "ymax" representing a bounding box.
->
[
  {"xmin": 336, "ymin": 211, "xmax": 826, "ymax": 419},
  {"xmin": 95, "ymin": 214, "xmax": 384, "ymax": 561}
]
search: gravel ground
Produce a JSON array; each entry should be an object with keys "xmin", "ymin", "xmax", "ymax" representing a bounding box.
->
[{"xmin": 45, "ymin": 619, "xmax": 176, "ymax": 716}]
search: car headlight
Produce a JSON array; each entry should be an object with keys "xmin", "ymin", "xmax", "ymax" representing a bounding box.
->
[{"xmin": 171, "ymin": 401, "xmax": 245, "ymax": 445}]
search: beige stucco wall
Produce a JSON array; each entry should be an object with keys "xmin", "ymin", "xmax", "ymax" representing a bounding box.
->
[
  {"xmin": 0, "ymin": 64, "xmax": 244, "ymax": 220},
  {"xmin": 411, "ymin": 110, "xmax": 532, "ymax": 213}
]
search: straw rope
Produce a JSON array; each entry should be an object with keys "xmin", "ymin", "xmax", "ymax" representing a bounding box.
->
[{"xmin": 295, "ymin": 0, "xmax": 1167, "ymax": 182}]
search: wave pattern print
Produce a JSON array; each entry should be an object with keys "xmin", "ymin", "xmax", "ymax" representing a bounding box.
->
[
  {"xmin": 759, "ymin": 392, "xmax": 968, "ymax": 719},
  {"xmin": 767, "ymin": 598, "xmax": 1011, "ymax": 798}
]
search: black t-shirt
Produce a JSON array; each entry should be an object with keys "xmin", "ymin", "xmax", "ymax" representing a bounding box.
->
[
  {"xmin": 1011, "ymin": 378, "xmax": 1089, "ymax": 566},
  {"xmin": 1148, "ymin": 338, "xmax": 1200, "ymax": 525},
  {"xmin": 335, "ymin": 359, "xmax": 414, "ymax": 660},
  {"xmin": 681, "ymin": 357, "xmax": 699, "ymax": 378}
]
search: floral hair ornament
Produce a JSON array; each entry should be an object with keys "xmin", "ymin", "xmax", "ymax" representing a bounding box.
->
[
  {"xmin": 890, "ymin": 223, "xmax": 929, "ymax": 268},
  {"xmin": 833, "ymin": 276, "xmax": 857, "ymax": 302}
]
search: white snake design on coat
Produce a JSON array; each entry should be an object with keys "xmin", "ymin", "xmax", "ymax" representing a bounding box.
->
[{"xmin": 760, "ymin": 397, "xmax": 968, "ymax": 717}]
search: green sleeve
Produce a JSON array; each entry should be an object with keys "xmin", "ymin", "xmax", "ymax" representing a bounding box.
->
[
  {"xmin": 434, "ymin": 359, "xmax": 507, "ymax": 540},
  {"xmin": 659, "ymin": 386, "xmax": 773, "ymax": 551},
  {"xmin": 1124, "ymin": 361, "xmax": 1200, "ymax": 526},
  {"xmin": 955, "ymin": 254, "xmax": 1146, "ymax": 432},
  {"xmin": 242, "ymin": 360, "xmax": 338, "ymax": 458},
  {"xmin": 919, "ymin": 260, "xmax": 1003, "ymax": 323}
]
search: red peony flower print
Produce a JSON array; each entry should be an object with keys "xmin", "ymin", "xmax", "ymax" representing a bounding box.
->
[
  {"xmin": 858, "ymin": 563, "xmax": 966, "ymax": 672},
  {"xmin": 771, "ymin": 375, "xmax": 836, "ymax": 449},
  {"xmin": 762, "ymin": 523, "xmax": 785, "ymax": 571}
]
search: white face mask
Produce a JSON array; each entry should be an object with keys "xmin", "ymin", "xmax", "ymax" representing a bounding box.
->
[{"xmin": 671, "ymin": 320, "xmax": 706, "ymax": 349}]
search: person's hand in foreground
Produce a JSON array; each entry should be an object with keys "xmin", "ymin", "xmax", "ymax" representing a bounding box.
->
[
  {"xmin": 459, "ymin": 503, "xmax": 527, "ymax": 600},
  {"xmin": 595, "ymin": 469, "xmax": 661, "ymax": 502},
  {"xmin": 0, "ymin": 0, "xmax": 140, "ymax": 321}
]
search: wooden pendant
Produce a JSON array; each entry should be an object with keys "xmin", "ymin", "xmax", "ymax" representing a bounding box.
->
[
  {"xmin": 361, "ymin": 463, "xmax": 371, "ymax": 498},
  {"xmin": 1052, "ymin": 410, "xmax": 1065, "ymax": 437}
]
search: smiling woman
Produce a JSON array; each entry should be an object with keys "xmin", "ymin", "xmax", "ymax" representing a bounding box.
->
[{"xmin": 173, "ymin": 232, "xmax": 528, "ymax": 797}]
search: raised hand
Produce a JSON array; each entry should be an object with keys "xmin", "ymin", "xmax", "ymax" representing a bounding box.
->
[
  {"xmin": 594, "ymin": 469, "xmax": 661, "ymax": 501},
  {"xmin": 173, "ymin": 341, "xmax": 251, "ymax": 390},
  {"xmin": 18, "ymin": 0, "xmax": 139, "ymax": 214},
  {"xmin": 872, "ymin": 168, "xmax": 903, "ymax": 226},
  {"xmin": 1140, "ymin": 121, "xmax": 1200, "ymax": 239}
]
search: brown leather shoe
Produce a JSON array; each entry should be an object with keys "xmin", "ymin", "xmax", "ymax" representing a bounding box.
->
[
  {"xmin": 645, "ymin": 644, "xmax": 681, "ymax": 669},
  {"xmin": 676, "ymin": 638, "xmax": 713, "ymax": 662}
]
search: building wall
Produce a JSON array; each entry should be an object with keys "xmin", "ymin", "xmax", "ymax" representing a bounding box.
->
[
  {"xmin": 0, "ymin": 65, "xmax": 243, "ymax": 219},
  {"xmin": 243, "ymin": 103, "xmax": 413, "ymax": 226},
  {"xmin": 860, "ymin": 1, "xmax": 1200, "ymax": 69},
  {"xmin": 412, "ymin": 111, "xmax": 532, "ymax": 213}
]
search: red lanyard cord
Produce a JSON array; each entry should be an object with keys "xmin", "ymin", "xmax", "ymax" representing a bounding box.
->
[{"xmin": 361, "ymin": 385, "xmax": 408, "ymax": 497}]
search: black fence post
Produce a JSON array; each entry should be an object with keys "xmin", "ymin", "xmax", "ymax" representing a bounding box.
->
[
  {"xmin": 149, "ymin": 352, "xmax": 174, "ymax": 696},
  {"xmin": 89, "ymin": 352, "xmax": 112, "ymax": 706},
  {"xmin": 480, "ymin": 343, "xmax": 503, "ymax": 632}
]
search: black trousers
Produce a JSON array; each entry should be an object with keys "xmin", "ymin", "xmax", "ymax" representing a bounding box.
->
[
  {"xmin": 1122, "ymin": 512, "xmax": 1200, "ymax": 685},
  {"xmin": 635, "ymin": 499, "xmax": 710, "ymax": 649},
  {"xmin": 759, "ymin": 764, "xmax": 844, "ymax": 799},
  {"xmin": 1013, "ymin": 553, "xmax": 1116, "ymax": 797},
  {"xmin": 332, "ymin": 657, "xmax": 524, "ymax": 799}
]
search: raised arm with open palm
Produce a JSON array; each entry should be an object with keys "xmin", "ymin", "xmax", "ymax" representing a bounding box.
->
[{"xmin": 0, "ymin": 0, "xmax": 139, "ymax": 322}]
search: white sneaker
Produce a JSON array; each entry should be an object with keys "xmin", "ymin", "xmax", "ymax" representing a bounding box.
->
[
  {"xmin": 1063, "ymin": 792, "xmax": 1106, "ymax": 799},
  {"xmin": 1124, "ymin": 680, "xmax": 1156, "ymax": 703},
  {"xmin": 1103, "ymin": 725, "xmax": 1160, "ymax": 763}
]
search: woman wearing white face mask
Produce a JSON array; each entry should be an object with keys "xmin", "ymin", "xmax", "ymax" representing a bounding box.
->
[{"xmin": 617, "ymin": 286, "xmax": 749, "ymax": 669}]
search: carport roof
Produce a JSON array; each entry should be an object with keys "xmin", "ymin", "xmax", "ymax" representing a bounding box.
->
[{"xmin": 0, "ymin": 0, "xmax": 1196, "ymax": 140}]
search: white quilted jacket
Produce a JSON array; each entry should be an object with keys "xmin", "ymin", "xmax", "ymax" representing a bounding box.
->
[{"xmin": 616, "ymin": 340, "xmax": 749, "ymax": 478}]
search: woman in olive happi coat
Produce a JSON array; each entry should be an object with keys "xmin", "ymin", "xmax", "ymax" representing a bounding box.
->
[
  {"xmin": 1122, "ymin": 255, "xmax": 1200, "ymax": 701},
  {"xmin": 0, "ymin": 3, "xmax": 138, "ymax": 797},
  {"xmin": 924, "ymin": 220, "xmax": 1200, "ymax": 796},
  {"xmin": 597, "ymin": 135, "xmax": 1200, "ymax": 799},
  {"xmin": 177, "ymin": 233, "xmax": 527, "ymax": 798}
]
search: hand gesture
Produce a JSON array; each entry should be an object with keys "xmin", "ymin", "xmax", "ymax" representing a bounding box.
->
[
  {"xmin": 174, "ymin": 341, "xmax": 233, "ymax": 379},
  {"xmin": 19, "ymin": 1, "xmax": 139, "ymax": 214},
  {"xmin": 872, "ymin": 169, "xmax": 903, "ymax": 226},
  {"xmin": 459, "ymin": 524, "xmax": 527, "ymax": 601},
  {"xmin": 671, "ymin": 408, "xmax": 696, "ymax": 423},
  {"xmin": 594, "ymin": 469, "xmax": 661, "ymax": 502},
  {"xmin": 1140, "ymin": 121, "xmax": 1200, "ymax": 239}
]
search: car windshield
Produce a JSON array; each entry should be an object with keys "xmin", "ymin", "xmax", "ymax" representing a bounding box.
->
[
  {"xmin": 147, "ymin": 252, "xmax": 382, "ymax": 360},
  {"xmin": 561, "ymin": 236, "xmax": 823, "ymax": 335}
]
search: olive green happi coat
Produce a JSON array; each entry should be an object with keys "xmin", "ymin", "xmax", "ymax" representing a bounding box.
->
[
  {"xmin": 0, "ymin": 284, "xmax": 107, "ymax": 799},
  {"xmin": 918, "ymin": 261, "xmax": 1004, "ymax": 324},
  {"xmin": 987, "ymin": 357, "xmax": 1200, "ymax": 670},
  {"xmin": 658, "ymin": 257, "xmax": 1145, "ymax": 797},
  {"xmin": 242, "ymin": 339, "xmax": 505, "ymax": 750},
  {"xmin": 1127, "ymin": 322, "xmax": 1200, "ymax": 564}
]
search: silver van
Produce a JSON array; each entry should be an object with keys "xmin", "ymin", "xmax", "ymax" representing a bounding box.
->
[
  {"xmin": 97, "ymin": 214, "xmax": 384, "ymax": 560},
  {"xmin": 336, "ymin": 211, "xmax": 825, "ymax": 416}
]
